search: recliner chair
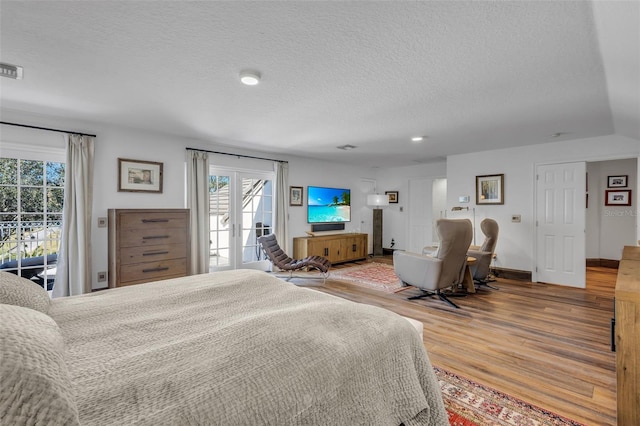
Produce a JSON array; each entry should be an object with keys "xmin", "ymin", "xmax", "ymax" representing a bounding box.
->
[
  {"xmin": 467, "ymin": 218, "xmax": 499, "ymax": 290},
  {"xmin": 258, "ymin": 234, "xmax": 331, "ymax": 281},
  {"xmin": 393, "ymin": 218, "xmax": 473, "ymax": 308}
]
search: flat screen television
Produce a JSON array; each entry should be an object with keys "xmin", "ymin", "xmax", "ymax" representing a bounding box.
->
[{"xmin": 307, "ymin": 186, "xmax": 351, "ymax": 223}]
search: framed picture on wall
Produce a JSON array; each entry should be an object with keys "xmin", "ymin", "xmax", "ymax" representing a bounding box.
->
[
  {"xmin": 607, "ymin": 175, "xmax": 628, "ymax": 188},
  {"xmin": 385, "ymin": 191, "xmax": 399, "ymax": 204},
  {"xmin": 605, "ymin": 189, "xmax": 632, "ymax": 206},
  {"xmin": 290, "ymin": 186, "xmax": 303, "ymax": 206},
  {"xmin": 118, "ymin": 158, "xmax": 163, "ymax": 193},
  {"xmin": 476, "ymin": 174, "xmax": 504, "ymax": 205}
]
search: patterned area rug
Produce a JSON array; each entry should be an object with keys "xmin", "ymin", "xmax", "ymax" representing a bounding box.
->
[
  {"xmin": 435, "ymin": 367, "xmax": 586, "ymax": 426},
  {"xmin": 330, "ymin": 262, "xmax": 407, "ymax": 293}
]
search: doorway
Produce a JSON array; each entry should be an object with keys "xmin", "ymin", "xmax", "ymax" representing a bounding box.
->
[
  {"xmin": 535, "ymin": 162, "xmax": 586, "ymax": 287},
  {"xmin": 209, "ymin": 168, "xmax": 275, "ymax": 271},
  {"xmin": 407, "ymin": 177, "xmax": 446, "ymax": 253},
  {"xmin": 535, "ymin": 158, "xmax": 638, "ymax": 287}
]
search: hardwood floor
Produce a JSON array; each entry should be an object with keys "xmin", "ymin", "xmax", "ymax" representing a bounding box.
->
[{"xmin": 293, "ymin": 260, "xmax": 617, "ymax": 425}]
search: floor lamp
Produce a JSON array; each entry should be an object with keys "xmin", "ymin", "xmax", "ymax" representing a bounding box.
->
[{"xmin": 368, "ymin": 194, "xmax": 389, "ymax": 256}]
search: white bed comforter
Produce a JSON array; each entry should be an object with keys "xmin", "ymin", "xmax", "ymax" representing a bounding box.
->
[{"xmin": 50, "ymin": 270, "xmax": 448, "ymax": 425}]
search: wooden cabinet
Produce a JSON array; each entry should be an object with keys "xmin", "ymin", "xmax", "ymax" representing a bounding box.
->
[
  {"xmin": 108, "ymin": 209, "xmax": 190, "ymax": 287},
  {"xmin": 293, "ymin": 233, "xmax": 368, "ymax": 264},
  {"xmin": 615, "ymin": 246, "xmax": 640, "ymax": 425}
]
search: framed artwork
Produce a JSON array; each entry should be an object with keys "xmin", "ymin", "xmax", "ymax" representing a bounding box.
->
[
  {"xmin": 605, "ymin": 189, "xmax": 632, "ymax": 206},
  {"xmin": 476, "ymin": 174, "xmax": 504, "ymax": 205},
  {"xmin": 118, "ymin": 158, "xmax": 163, "ymax": 193},
  {"xmin": 385, "ymin": 191, "xmax": 399, "ymax": 204},
  {"xmin": 607, "ymin": 175, "xmax": 628, "ymax": 188},
  {"xmin": 290, "ymin": 186, "xmax": 303, "ymax": 206}
]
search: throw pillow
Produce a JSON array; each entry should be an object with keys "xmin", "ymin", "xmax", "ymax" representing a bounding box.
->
[
  {"xmin": 0, "ymin": 271, "xmax": 51, "ymax": 314},
  {"xmin": 0, "ymin": 304, "xmax": 80, "ymax": 425}
]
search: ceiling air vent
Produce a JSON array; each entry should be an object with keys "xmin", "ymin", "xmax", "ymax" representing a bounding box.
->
[
  {"xmin": 0, "ymin": 63, "xmax": 23, "ymax": 80},
  {"xmin": 336, "ymin": 144, "xmax": 357, "ymax": 150}
]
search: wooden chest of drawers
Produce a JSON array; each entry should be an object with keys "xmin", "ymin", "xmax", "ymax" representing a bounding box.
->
[
  {"xmin": 615, "ymin": 246, "xmax": 640, "ymax": 425},
  {"xmin": 108, "ymin": 209, "xmax": 190, "ymax": 287}
]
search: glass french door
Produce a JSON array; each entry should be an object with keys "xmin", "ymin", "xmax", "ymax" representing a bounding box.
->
[{"xmin": 208, "ymin": 168, "xmax": 274, "ymax": 271}]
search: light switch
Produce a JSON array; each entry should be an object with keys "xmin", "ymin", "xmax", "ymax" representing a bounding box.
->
[
  {"xmin": 97, "ymin": 217, "xmax": 107, "ymax": 228},
  {"xmin": 511, "ymin": 214, "xmax": 521, "ymax": 223}
]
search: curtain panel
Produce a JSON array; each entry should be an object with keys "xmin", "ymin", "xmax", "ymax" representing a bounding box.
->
[
  {"xmin": 275, "ymin": 162, "xmax": 289, "ymax": 254},
  {"xmin": 186, "ymin": 150, "xmax": 210, "ymax": 275},
  {"xmin": 53, "ymin": 134, "xmax": 94, "ymax": 297}
]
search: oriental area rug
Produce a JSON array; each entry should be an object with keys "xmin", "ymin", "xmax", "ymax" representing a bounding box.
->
[
  {"xmin": 434, "ymin": 367, "xmax": 586, "ymax": 426},
  {"xmin": 330, "ymin": 262, "xmax": 408, "ymax": 293}
]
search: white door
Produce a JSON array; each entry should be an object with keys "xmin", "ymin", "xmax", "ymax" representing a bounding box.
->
[
  {"xmin": 407, "ymin": 177, "xmax": 446, "ymax": 253},
  {"xmin": 408, "ymin": 178, "xmax": 431, "ymax": 253},
  {"xmin": 209, "ymin": 168, "xmax": 274, "ymax": 271},
  {"xmin": 535, "ymin": 162, "xmax": 586, "ymax": 288}
]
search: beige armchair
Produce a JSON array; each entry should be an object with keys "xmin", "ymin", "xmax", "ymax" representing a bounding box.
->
[
  {"xmin": 393, "ymin": 218, "xmax": 473, "ymax": 308},
  {"xmin": 467, "ymin": 218, "xmax": 499, "ymax": 290}
]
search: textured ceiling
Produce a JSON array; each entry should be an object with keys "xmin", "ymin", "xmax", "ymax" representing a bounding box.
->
[{"xmin": 0, "ymin": 1, "xmax": 638, "ymax": 167}]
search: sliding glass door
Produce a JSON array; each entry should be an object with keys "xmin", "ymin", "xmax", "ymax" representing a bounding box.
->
[{"xmin": 209, "ymin": 167, "xmax": 274, "ymax": 271}]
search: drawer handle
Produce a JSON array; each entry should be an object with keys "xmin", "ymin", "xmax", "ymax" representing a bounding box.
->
[
  {"xmin": 143, "ymin": 251, "xmax": 170, "ymax": 256},
  {"xmin": 142, "ymin": 267, "xmax": 170, "ymax": 273},
  {"xmin": 611, "ymin": 318, "xmax": 616, "ymax": 352},
  {"xmin": 142, "ymin": 219, "xmax": 170, "ymax": 223},
  {"xmin": 143, "ymin": 235, "xmax": 170, "ymax": 240}
]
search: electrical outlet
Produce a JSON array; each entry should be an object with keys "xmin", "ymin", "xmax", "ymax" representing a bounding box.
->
[
  {"xmin": 97, "ymin": 271, "xmax": 107, "ymax": 282},
  {"xmin": 97, "ymin": 217, "xmax": 107, "ymax": 228}
]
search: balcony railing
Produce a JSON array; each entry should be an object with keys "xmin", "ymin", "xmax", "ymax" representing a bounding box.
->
[{"xmin": 0, "ymin": 220, "xmax": 61, "ymax": 290}]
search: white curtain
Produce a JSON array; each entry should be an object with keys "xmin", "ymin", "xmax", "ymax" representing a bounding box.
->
[
  {"xmin": 53, "ymin": 134, "xmax": 94, "ymax": 297},
  {"xmin": 275, "ymin": 161, "xmax": 289, "ymax": 253},
  {"xmin": 186, "ymin": 149, "xmax": 210, "ymax": 274}
]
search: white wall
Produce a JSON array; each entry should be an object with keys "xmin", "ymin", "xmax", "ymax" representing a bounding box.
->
[
  {"xmin": 4, "ymin": 108, "xmax": 639, "ymax": 286},
  {"xmin": 374, "ymin": 162, "xmax": 447, "ymax": 250},
  {"xmin": 1, "ymin": 109, "xmax": 373, "ymax": 290},
  {"xmin": 586, "ymin": 158, "xmax": 637, "ymax": 260},
  {"xmin": 287, "ymin": 158, "xmax": 376, "ymax": 247},
  {"xmin": 445, "ymin": 135, "xmax": 639, "ymax": 273}
]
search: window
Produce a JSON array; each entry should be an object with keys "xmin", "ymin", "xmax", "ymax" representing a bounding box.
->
[{"xmin": 0, "ymin": 156, "xmax": 65, "ymax": 290}]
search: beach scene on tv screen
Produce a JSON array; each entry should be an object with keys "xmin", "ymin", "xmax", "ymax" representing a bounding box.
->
[{"xmin": 308, "ymin": 187, "xmax": 351, "ymax": 223}]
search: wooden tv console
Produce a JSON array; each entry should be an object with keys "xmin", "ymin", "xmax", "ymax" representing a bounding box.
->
[
  {"xmin": 293, "ymin": 233, "xmax": 368, "ymax": 264},
  {"xmin": 615, "ymin": 246, "xmax": 640, "ymax": 425}
]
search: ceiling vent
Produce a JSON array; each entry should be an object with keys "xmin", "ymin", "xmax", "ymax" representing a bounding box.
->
[
  {"xmin": 0, "ymin": 63, "xmax": 23, "ymax": 80},
  {"xmin": 336, "ymin": 144, "xmax": 357, "ymax": 150}
]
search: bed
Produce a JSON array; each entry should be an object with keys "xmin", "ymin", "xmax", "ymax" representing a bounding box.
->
[{"xmin": 0, "ymin": 269, "xmax": 448, "ymax": 425}]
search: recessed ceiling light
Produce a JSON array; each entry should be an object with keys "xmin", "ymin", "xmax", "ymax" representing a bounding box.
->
[
  {"xmin": 411, "ymin": 136, "xmax": 426, "ymax": 142},
  {"xmin": 239, "ymin": 70, "xmax": 261, "ymax": 86}
]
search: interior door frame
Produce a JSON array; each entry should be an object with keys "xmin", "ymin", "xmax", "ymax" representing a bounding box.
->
[
  {"xmin": 533, "ymin": 161, "xmax": 586, "ymax": 287},
  {"xmin": 533, "ymin": 154, "xmax": 639, "ymax": 284},
  {"xmin": 407, "ymin": 176, "xmax": 446, "ymax": 254}
]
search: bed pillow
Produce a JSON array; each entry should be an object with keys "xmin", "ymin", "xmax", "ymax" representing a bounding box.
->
[
  {"xmin": 0, "ymin": 271, "xmax": 51, "ymax": 314},
  {"xmin": 0, "ymin": 304, "xmax": 80, "ymax": 426}
]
